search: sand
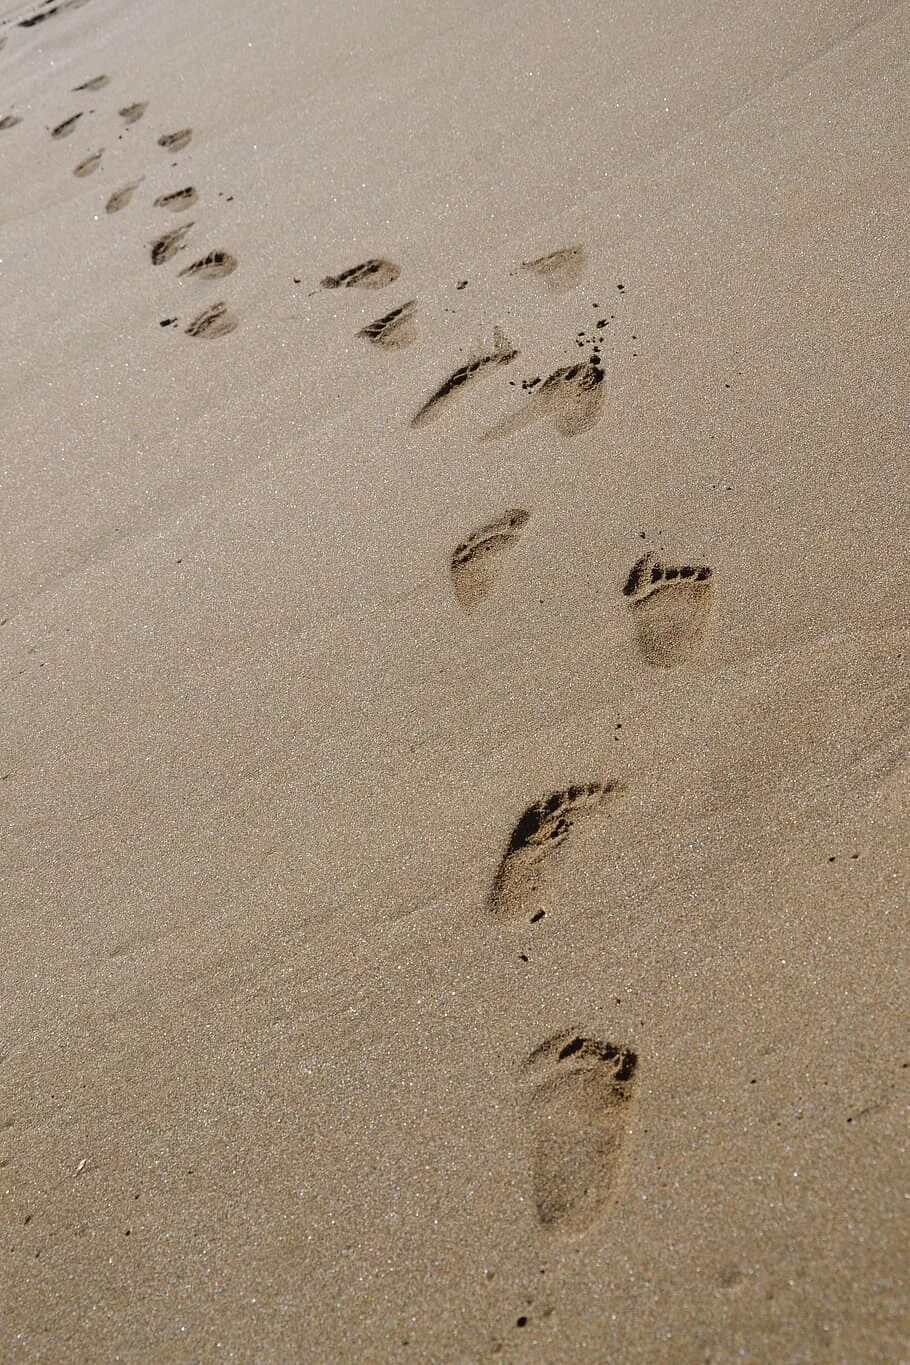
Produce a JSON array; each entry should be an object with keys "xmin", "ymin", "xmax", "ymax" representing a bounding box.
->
[{"xmin": 1, "ymin": 0, "xmax": 908, "ymax": 1358}]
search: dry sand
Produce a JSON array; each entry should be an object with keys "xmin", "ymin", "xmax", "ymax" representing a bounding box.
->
[{"xmin": 1, "ymin": 0, "xmax": 908, "ymax": 1358}]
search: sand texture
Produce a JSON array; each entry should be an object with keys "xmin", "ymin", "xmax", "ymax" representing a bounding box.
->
[{"xmin": 1, "ymin": 0, "xmax": 908, "ymax": 1358}]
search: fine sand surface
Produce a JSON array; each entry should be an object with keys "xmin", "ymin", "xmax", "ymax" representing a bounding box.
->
[{"xmin": 2, "ymin": 0, "xmax": 908, "ymax": 1358}]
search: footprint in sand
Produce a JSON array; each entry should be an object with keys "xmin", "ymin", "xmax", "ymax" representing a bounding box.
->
[
  {"xmin": 73, "ymin": 149, "xmax": 103, "ymax": 177},
  {"xmin": 158, "ymin": 128, "xmax": 192, "ymax": 152},
  {"xmin": 179, "ymin": 250, "xmax": 237, "ymax": 279},
  {"xmin": 119, "ymin": 102, "xmax": 147, "ymax": 125},
  {"xmin": 51, "ymin": 112, "xmax": 83, "ymax": 139},
  {"xmin": 0, "ymin": 114, "xmax": 22, "ymax": 131},
  {"xmin": 150, "ymin": 222, "xmax": 193, "ymax": 265},
  {"xmin": 72, "ymin": 74, "xmax": 107, "ymax": 91},
  {"xmin": 412, "ymin": 327, "xmax": 518, "ymax": 428},
  {"xmin": 106, "ymin": 179, "xmax": 142, "ymax": 213},
  {"xmin": 483, "ymin": 358, "xmax": 604, "ymax": 441},
  {"xmin": 488, "ymin": 783, "xmax": 624, "ymax": 924},
  {"xmin": 623, "ymin": 551, "xmax": 714, "ymax": 667},
  {"xmin": 321, "ymin": 258, "xmax": 400, "ymax": 290},
  {"xmin": 521, "ymin": 245, "xmax": 587, "ymax": 293},
  {"xmin": 185, "ymin": 301, "xmax": 237, "ymax": 339},
  {"xmin": 358, "ymin": 298, "xmax": 416, "ymax": 349},
  {"xmin": 153, "ymin": 185, "xmax": 197, "ymax": 212},
  {"xmin": 451, "ymin": 509, "xmax": 530, "ymax": 613},
  {"xmin": 522, "ymin": 1031, "xmax": 638, "ymax": 1236}
]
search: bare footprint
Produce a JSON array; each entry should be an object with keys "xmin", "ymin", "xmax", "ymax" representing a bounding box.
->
[
  {"xmin": 321, "ymin": 258, "xmax": 400, "ymax": 290},
  {"xmin": 358, "ymin": 299, "xmax": 416, "ymax": 349},
  {"xmin": 483, "ymin": 359, "xmax": 604, "ymax": 442},
  {"xmin": 119, "ymin": 102, "xmax": 147, "ymax": 124},
  {"xmin": 179, "ymin": 250, "xmax": 237, "ymax": 280},
  {"xmin": 488, "ymin": 783, "xmax": 624, "ymax": 924},
  {"xmin": 451, "ymin": 509, "xmax": 530, "ymax": 613},
  {"xmin": 412, "ymin": 327, "xmax": 518, "ymax": 428},
  {"xmin": 158, "ymin": 128, "xmax": 192, "ymax": 152},
  {"xmin": 622, "ymin": 551, "xmax": 714, "ymax": 667},
  {"xmin": 150, "ymin": 222, "xmax": 193, "ymax": 265},
  {"xmin": 522, "ymin": 245, "xmax": 587, "ymax": 293},
  {"xmin": 0, "ymin": 114, "xmax": 22, "ymax": 131},
  {"xmin": 106, "ymin": 180, "xmax": 142, "ymax": 214},
  {"xmin": 185, "ymin": 302, "xmax": 237, "ymax": 339},
  {"xmin": 73, "ymin": 149, "xmax": 103, "ymax": 177},
  {"xmin": 153, "ymin": 186, "xmax": 197, "ymax": 212},
  {"xmin": 72, "ymin": 74, "xmax": 108, "ymax": 91},
  {"xmin": 51, "ymin": 112, "xmax": 82, "ymax": 139},
  {"xmin": 522, "ymin": 1031, "xmax": 638, "ymax": 1236}
]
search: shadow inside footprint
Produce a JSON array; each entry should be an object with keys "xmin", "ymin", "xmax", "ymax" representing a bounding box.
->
[
  {"xmin": 451, "ymin": 508, "xmax": 530, "ymax": 613},
  {"xmin": 51, "ymin": 112, "xmax": 82, "ymax": 139},
  {"xmin": 521, "ymin": 245, "xmax": 587, "ymax": 292},
  {"xmin": 321, "ymin": 258, "xmax": 400, "ymax": 290},
  {"xmin": 153, "ymin": 186, "xmax": 197, "ymax": 212},
  {"xmin": 358, "ymin": 299, "xmax": 416, "ymax": 349},
  {"xmin": 623, "ymin": 552, "xmax": 714, "ymax": 667},
  {"xmin": 150, "ymin": 222, "xmax": 193, "ymax": 265},
  {"xmin": 412, "ymin": 327, "xmax": 518, "ymax": 428},
  {"xmin": 0, "ymin": 115, "xmax": 22, "ymax": 131},
  {"xmin": 73, "ymin": 149, "xmax": 103, "ymax": 177},
  {"xmin": 119, "ymin": 102, "xmax": 147, "ymax": 124},
  {"xmin": 106, "ymin": 180, "xmax": 142, "ymax": 214},
  {"xmin": 185, "ymin": 302, "xmax": 237, "ymax": 339},
  {"xmin": 522, "ymin": 1032, "xmax": 638, "ymax": 1236},
  {"xmin": 488, "ymin": 783, "xmax": 624, "ymax": 924},
  {"xmin": 72, "ymin": 74, "xmax": 107, "ymax": 91},
  {"xmin": 179, "ymin": 250, "xmax": 237, "ymax": 279},
  {"xmin": 158, "ymin": 128, "xmax": 192, "ymax": 152},
  {"xmin": 483, "ymin": 359, "xmax": 604, "ymax": 442}
]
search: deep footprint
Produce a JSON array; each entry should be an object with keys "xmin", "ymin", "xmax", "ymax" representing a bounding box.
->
[
  {"xmin": 451, "ymin": 509, "xmax": 530, "ymax": 613},
  {"xmin": 150, "ymin": 221, "xmax": 193, "ymax": 265},
  {"xmin": 185, "ymin": 302, "xmax": 237, "ymax": 339},
  {"xmin": 358, "ymin": 298, "xmax": 416, "ymax": 349},
  {"xmin": 179, "ymin": 250, "xmax": 237, "ymax": 279},
  {"xmin": 153, "ymin": 186, "xmax": 197, "ymax": 212},
  {"xmin": 321, "ymin": 258, "xmax": 399, "ymax": 290},
  {"xmin": 0, "ymin": 115, "xmax": 22, "ymax": 131},
  {"xmin": 51, "ymin": 112, "xmax": 82, "ymax": 139},
  {"xmin": 119, "ymin": 102, "xmax": 147, "ymax": 124},
  {"xmin": 521, "ymin": 245, "xmax": 587, "ymax": 292},
  {"xmin": 522, "ymin": 1031, "xmax": 638, "ymax": 1235},
  {"xmin": 412, "ymin": 328, "xmax": 518, "ymax": 428},
  {"xmin": 488, "ymin": 783, "xmax": 624, "ymax": 924},
  {"xmin": 623, "ymin": 551, "xmax": 714, "ymax": 667},
  {"xmin": 158, "ymin": 128, "xmax": 192, "ymax": 152},
  {"xmin": 106, "ymin": 180, "xmax": 141, "ymax": 214},
  {"xmin": 483, "ymin": 359, "xmax": 604, "ymax": 442},
  {"xmin": 73, "ymin": 149, "xmax": 103, "ymax": 177}
]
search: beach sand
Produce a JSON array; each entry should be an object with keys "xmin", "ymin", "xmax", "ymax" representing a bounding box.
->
[{"xmin": 2, "ymin": 0, "xmax": 908, "ymax": 1358}]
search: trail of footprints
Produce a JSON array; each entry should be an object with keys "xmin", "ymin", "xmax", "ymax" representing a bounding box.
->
[
  {"xmin": 1, "ymin": 20, "xmax": 717, "ymax": 1242},
  {"xmin": 318, "ymin": 242, "xmax": 717, "ymax": 1239},
  {"xmin": 0, "ymin": 34, "xmax": 238, "ymax": 339}
]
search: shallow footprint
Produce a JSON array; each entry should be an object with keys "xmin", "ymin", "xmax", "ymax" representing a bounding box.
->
[
  {"xmin": 412, "ymin": 327, "xmax": 518, "ymax": 428},
  {"xmin": 51, "ymin": 112, "xmax": 82, "ymax": 139},
  {"xmin": 185, "ymin": 301, "xmax": 237, "ymax": 339},
  {"xmin": 158, "ymin": 128, "xmax": 192, "ymax": 152},
  {"xmin": 488, "ymin": 782, "xmax": 624, "ymax": 924},
  {"xmin": 73, "ymin": 149, "xmax": 103, "ymax": 177},
  {"xmin": 72, "ymin": 74, "xmax": 108, "ymax": 91},
  {"xmin": 106, "ymin": 180, "xmax": 141, "ymax": 214},
  {"xmin": 451, "ymin": 508, "xmax": 529, "ymax": 613},
  {"xmin": 623, "ymin": 551, "xmax": 714, "ymax": 667},
  {"xmin": 119, "ymin": 102, "xmax": 147, "ymax": 124},
  {"xmin": 179, "ymin": 250, "xmax": 237, "ymax": 280},
  {"xmin": 522, "ymin": 245, "xmax": 587, "ymax": 293},
  {"xmin": 153, "ymin": 185, "xmax": 197, "ymax": 212},
  {"xmin": 358, "ymin": 298, "xmax": 416, "ymax": 349},
  {"xmin": 522, "ymin": 1032, "xmax": 638, "ymax": 1236},
  {"xmin": 321, "ymin": 258, "xmax": 400, "ymax": 290},
  {"xmin": 483, "ymin": 359, "xmax": 604, "ymax": 442},
  {"xmin": 150, "ymin": 221, "xmax": 193, "ymax": 265}
]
